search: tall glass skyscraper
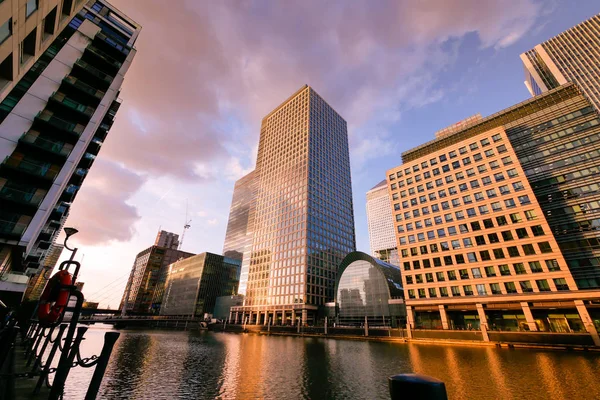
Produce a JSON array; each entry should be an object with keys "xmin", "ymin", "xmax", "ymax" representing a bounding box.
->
[
  {"xmin": 366, "ymin": 180, "xmax": 399, "ymax": 265},
  {"xmin": 520, "ymin": 13, "xmax": 600, "ymax": 110},
  {"xmin": 223, "ymin": 169, "xmax": 257, "ymax": 295},
  {"xmin": 231, "ymin": 85, "xmax": 355, "ymax": 325}
]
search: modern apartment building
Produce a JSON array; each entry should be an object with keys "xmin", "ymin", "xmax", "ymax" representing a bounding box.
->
[
  {"xmin": 366, "ymin": 179, "xmax": 398, "ymax": 266},
  {"xmin": 520, "ymin": 13, "xmax": 600, "ymax": 111},
  {"xmin": 154, "ymin": 229, "xmax": 179, "ymax": 250},
  {"xmin": 223, "ymin": 169, "xmax": 257, "ymax": 295},
  {"xmin": 0, "ymin": 1, "xmax": 141, "ymax": 300},
  {"xmin": 160, "ymin": 253, "xmax": 241, "ymax": 318},
  {"xmin": 387, "ymin": 83, "xmax": 600, "ymax": 344},
  {"xmin": 23, "ymin": 242, "xmax": 63, "ymax": 301},
  {"xmin": 120, "ymin": 231, "xmax": 194, "ymax": 315},
  {"xmin": 231, "ymin": 85, "xmax": 356, "ymax": 326}
]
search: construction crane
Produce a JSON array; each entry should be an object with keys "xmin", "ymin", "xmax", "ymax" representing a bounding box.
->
[{"xmin": 179, "ymin": 203, "xmax": 192, "ymax": 251}]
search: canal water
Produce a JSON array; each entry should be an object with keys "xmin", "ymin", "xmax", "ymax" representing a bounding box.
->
[{"xmin": 63, "ymin": 325, "xmax": 600, "ymax": 399}]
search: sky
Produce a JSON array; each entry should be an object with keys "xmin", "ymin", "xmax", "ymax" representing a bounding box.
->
[{"xmin": 60, "ymin": 0, "xmax": 600, "ymax": 309}]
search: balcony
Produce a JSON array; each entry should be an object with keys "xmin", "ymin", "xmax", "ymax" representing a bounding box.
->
[
  {"xmin": 62, "ymin": 75, "xmax": 105, "ymax": 101},
  {"xmin": 35, "ymin": 110, "xmax": 85, "ymax": 140},
  {"xmin": 95, "ymin": 31, "xmax": 130, "ymax": 58},
  {"xmin": 78, "ymin": 153, "xmax": 96, "ymax": 169},
  {"xmin": 75, "ymin": 59, "xmax": 113, "ymax": 85},
  {"xmin": 1, "ymin": 155, "xmax": 60, "ymax": 182},
  {"xmin": 60, "ymin": 184, "xmax": 79, "ymax": 202},
  {"xmin": 70, "ymin": 168, "xmax": 88, "ymax": 185},
  {"xmin": 49, "ymin": 203, "xmax": 68, "ymax": 222},
  {"xmin": 0, "ymin": 185, "xmax": 46, "ymax": 207},
  {"xmin": 0, "ymin": 219, "xmax": 30, "ymax": 239},
  {"xmin": 19, "ymin": 131, "xmax": 73, "ymax": 158},
  {"xmin": 37, "ymin": 228, "xmax": 54, "ymax": 242},
  {"xmin": 87, "ymin": 138, "xmax": 103, "ymax": 155},
  {"xmin": 85, "ymin": 45, "xmax": 123, "ymax": 69},
  {"xmin": 50, "ymin": 92, "xmax": 95, "ymax": 118}
]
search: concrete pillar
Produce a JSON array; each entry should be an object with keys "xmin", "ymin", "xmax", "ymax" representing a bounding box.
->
[
  {"xmin": 302, "ymin": 309, "xmax": 308, "ymax": 326},
  {"xmin": 229, "ymin": 311, "xmax": 233, "ymax": 323},
  {"xmin": 438, "ymin": 305, "xmax": 449, "ymax": 330},
  {"xmin": 575, "ymin": 300, "xmax": 600, "ymax": 347},
  {"xmin": 282, "ymin": 311, "xmax": 287, "ymax": 326},
  {"xmin": 406, "ymin": 306, "xmax": 415, "ymax": 330},
  {"xmin": 364, "ymin": 316, "xmax": 369, "ymax": 337},
  {"xmin": 324, "ymin": 316, "xmax": 328, "ymax": 335},
  {"xmin": 291, "ymin": 310, "xmax": 296, "ymax": 326},
  {"xmin": 520, "ymin": 302, "xmax": 538, "ymax": 331},
  {"xmin": 235, "ymin": 312, "xmax": 239, "ymax": 324},
  {"xmin": 476, "ymin": 303, "xmax": 490, "ymax": 342}
]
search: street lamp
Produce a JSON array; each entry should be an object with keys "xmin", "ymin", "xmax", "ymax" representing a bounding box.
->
[{"xmin": 63, "ymin": 227, "xmax": 79, "ymax": 263}]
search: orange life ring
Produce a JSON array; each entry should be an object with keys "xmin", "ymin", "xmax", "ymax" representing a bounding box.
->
[{"xmin": 37, "ymin": 270, "xmax": 72, "ymax": 327}]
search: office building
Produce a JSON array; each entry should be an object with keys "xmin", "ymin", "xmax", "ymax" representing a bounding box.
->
[
  {"xmin": 120, "ymin": 230, "xmax": 194, "ymax": 315},
  {"xmin": 160, "ymin": 253, "xmax": 241, "ymax": 318},
  {"xmin": 0, "ymin": 1, "xmax": 141, "ymax": 300},
  {"xmin": 23, "ymin": 243, "xmax": 63, "ymax": 301},
  {"xmin": 326, "ymin": 251, "xmax": 405, "ymax": 327},
  {"xmin": 387, "ymin": 83, "xmax": 600, "ymax": 344},
  {"xmin": 223, "ymin": 169, "xmax": 257, "ymax": 295},
  {"xmin": 231, "ymin": 85, "xmax": 356, "ymax": 326},
  {"xmin": 520, "ymin": 13, "xmax": 600, "ymax": 111},
  {"xmin": 213, "ymin": 294, "xmax": 244, "ymax": 320},
  {"xmin": 366, "ymin": 180, "xmax": 398, "ymax": 266},
  {"xmin": 154, "ymin": 230, "xmax": 179, "ymax": 250}
]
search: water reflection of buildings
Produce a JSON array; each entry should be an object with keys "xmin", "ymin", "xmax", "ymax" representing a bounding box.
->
[{"xmin": 330, "ymin": 251, "xmax": 405, "ymax": 326}]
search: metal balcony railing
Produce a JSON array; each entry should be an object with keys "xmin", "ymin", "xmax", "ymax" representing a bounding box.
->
[
  {"xmin": 86, "ymin": 45, "xmax": 123, "ymax": 68},
  {"xmin": 95, "ymin": 32, "xmax": 130, "ymax": 56},
  {"xmin": 19, "ymin": 131, "xmax": 73, "ymax": 157},
  {"xmin": 0, "ymin": 185, "xmax": 46, "ymax": 206},
  {"xmin": 36, "ymin": 110, "xmax": 85, "ymax": 136},
  {"xmin": 75, "ymin": 59, "xmax": 113, "ymax": 83},
  {"xmin": 0, "ymin": 219, "xmax": 29, "ymax": 237},
  {"xmin": 2, "ymin": 155, "xmax": 60, "ymax": 180},
  {"xmin": 51, "ymin": 92, "xmax": 95, "ymax": 117},
  {"xmin": 63, "ymin": 75, "xmax": 105, "ymax": 99}
]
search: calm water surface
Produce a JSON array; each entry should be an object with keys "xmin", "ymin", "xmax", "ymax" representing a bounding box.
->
[{"xmin": 63, "ymin": 325, "xmax": 600, "ymax": 399}]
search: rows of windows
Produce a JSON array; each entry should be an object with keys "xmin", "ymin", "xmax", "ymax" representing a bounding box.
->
[
  {"xmin": 406, "ymin": 277, "xmax": 570, "ymax": 299},
  {"xmin": 405, "ymin": 259, "xmax": 561, "ymax": 284},
  {"xmin": 401, "ymin": 240, "xmax": 554, "ymax": 271},
  {"xmin": 389, "ymin": 133, "xmax": 503, "ymax": 181}
]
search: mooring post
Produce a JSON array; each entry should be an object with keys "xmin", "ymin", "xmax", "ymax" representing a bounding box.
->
[
  {"xmin": 268, "ymin": 317, "xmax": 271, "ymax": 333},
  {"xmin": 324, "ymin": 316, "xmax": 328, "ymax": 335},
  {"xmin": 84, "ymin": 331, "xmax": 120, "ymax": 400},
  {"xmin": 364, "ymin": 316, "xmax": 369, "ymax": 337},
  {"xmin": 389, "ymin": 374, "xmax": 448, "ymax": 400}
]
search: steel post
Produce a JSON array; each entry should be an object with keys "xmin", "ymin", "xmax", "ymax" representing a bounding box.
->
[{"xmin": 84, "ymin": 332, "xmax": 120, "ymax": 400}]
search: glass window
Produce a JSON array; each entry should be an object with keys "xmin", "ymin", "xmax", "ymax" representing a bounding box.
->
[
  {"xmin": 26, "ymin": 0, "xmax": 38, "ymax": 18},
  {"xmin": 505, "ymin": 198, "xmax": 516, "ymax": 208},
  {"xmin": 469, "ymin": 143, "xmax": 479, "ymax": 151},
  {"xmin": 448, "ymin": 271, "xmax": 457, "ymax": 281},
  {"xmin": 485, "ymin": 266, "xmax": 496, "ymax": 277},
  {"xmin": 504, "ymin": 282, "xmax": 517, "ymax": 294},
  {"xmin": 516, "ymin": 228, "xmax": 528, "ymax": 239},
  {"xmin": 529, "ymin": 261, "xmax": 543, "ymax": 273},
  {"xmin": 493, "ymin": 248, "xmax": 505, "ymax": 259},
  {"xmin": 428, "ymin": 288, "xmax": 437, "ymax": 297},
  {"xmin": 0, "ymin": 18, "xmax": 11, "ymax": 45},
  {"xmin": 496, "ymin": 216, "xmax": 508, "ymax": 226},
  {"xmin": 510, "ymin": 213, "xmax": 522, "ymax": 223},
  {"xmin": 463, "ymin": 285, "xmax": 474, "ymax": 295},
  {"xmin": 463, "ymin": 238, "xmax": 473, "ymax": 247},
  {"xmin": 499, "ymin": 265, "xmax": 511, "ymax": 276},
  {"xmin": 525, "ymin": 210, "xmax": 537, "ymax": 221},
  {"xmin": 480, "ymin": 138, "xmax": 490, "ymax": 147},
  {"xmin": 553, "ymin": 278, "xmax": 569, "ymax": 291},
  {"xmin": 546, "ymin": 259, "xmax": 560, "ymax": 271},
  {"xmin": 476, "ymin": 284, "xmax": 487, "ymax": 295},
  {"xmin": 497, "ymin": 144, "xmax": 507, "ymax": 153},
  {"xmin": 507, "ymin": 246, "xmax": 520, "ymax": 257},
  {"xmin": 459, "ymin": 146, "xmax": 467, "ymax": 154},
  {"xmin": 440, "ymin": 287, "xmax": 449, "ymax": 297},
  {"xmin": 514, "ymin": 263, "xmax": 526, "ymax": 274},
  {"xmin": 451, "ymin": 286, "xmax": 461, "ymax": 296},
  {"xmin": 522, "ymin": 244, "xmax": 536, "ymax": 255},
  {"xmin": 518, "ymin": 195, "xmax": 530, "ymax": 205},
  {"xmin": 471, "ymin": 268, "xmax": 482, "ymax": 278},
  {"xmin": 492, "ymin": 134, "xmax": 502, "ymax": 142},
  {"xmin": 538, "ymin": 242, "xmax": 552, "ymax": 253},
  {"xmin": 501, "ymin": 230, "xmax": 514, "ymax": 241},
  {"xmin": 467, "ymin": 252, "xmax": 477, "ymax": 263},
  {"xmin": 480, "ymin": 250, "xmax": 491, "ymax": 261},
  {"xmin": 490, "ymin": 283, "xmax": 502, "ymax": 294},
  {"xmin": 519, "ymin": 281, "xmax": 533, "ymax": 293}
]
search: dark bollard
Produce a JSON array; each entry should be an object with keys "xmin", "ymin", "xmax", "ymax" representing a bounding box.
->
[
  {"xmin": 85, "ymin": 331, "xmax": 120, "ymax": 400},
  {"xmin": 389, "ymin": 374, "xmax": 448, "ymax": 400}
]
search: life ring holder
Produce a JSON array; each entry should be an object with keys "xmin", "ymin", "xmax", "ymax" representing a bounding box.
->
[{"xmin": 37, "ymin": 270, "xmax": 73, "ymax": 327}]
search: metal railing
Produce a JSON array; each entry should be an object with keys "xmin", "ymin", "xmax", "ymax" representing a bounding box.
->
[
  {"xmin": 20, "ymin": 131, "xmax": 73, "ymax": 157},
  {"xmin": 36, "ymin": 110, "xmax": 85, "ymax": 136},
  {"xmin": 0, "ymin": 185, "xmax": 46, "ymax": 206},
  {"xmin": 2, "ymin": 155, "xmax": 60, "ymax": 180},
  {"xmin": 86, "ymin": 45, "xmax": 122, "ymax": 68},
  {"xmin": 75, "ymin": 59, "xmax": 113, "ymax": 83},
  {"xmin": 50, "ymin": 92, "xmax": 95, "ymax": 117},
  {"xmin": 62, "ymin": 76, "xmax": 105, "ymax": 99}
]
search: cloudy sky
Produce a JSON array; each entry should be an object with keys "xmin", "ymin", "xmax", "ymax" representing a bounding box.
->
[{"xmin": 62, "ymin": 0, "xmax": 599, "ymax": 308}]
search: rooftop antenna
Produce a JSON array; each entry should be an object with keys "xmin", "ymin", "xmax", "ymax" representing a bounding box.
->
[{"xmin": 179, "ymin": 201, "xmax": 192, "ymax": 250}]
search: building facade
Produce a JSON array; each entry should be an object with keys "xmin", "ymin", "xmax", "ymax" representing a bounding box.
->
[
  {"xmin": 520, "ymin": 13, "xmax": 600, "ymax": 111},
  {"xmin": 329, "ymin": 251, "xmax": 405, "ymax": 327},
  {"xmin": 0, "ymin": 1, "xmax": 141, "ymax": 299},
  {"xmin": 120, "ymin": 231, "xmax": 194, "ymax": 315},
  {"xmin": 231, "ymin": 85, "xmax": 356, "ymax": 326},
  {"xmin": 366, "ymin": 180, "xmax": 398, "ymax": 266},
  {"xmin": 160, "ymin": 253, "xmax": 241, "ymax": 318},
  {"xmin": 223, "ymin": 169, "xmax": 257, "ymax": 295},
  {"xmin": 23, "ymin": 242, "xmax": 63, "ymax": 301},
  {"xmin": 387, "ymin": 83, "xmax": 600, "ymax": 344},
  {"xmin": 154, "ymin": 230, "xmax": 179, "ymax": 250}
]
